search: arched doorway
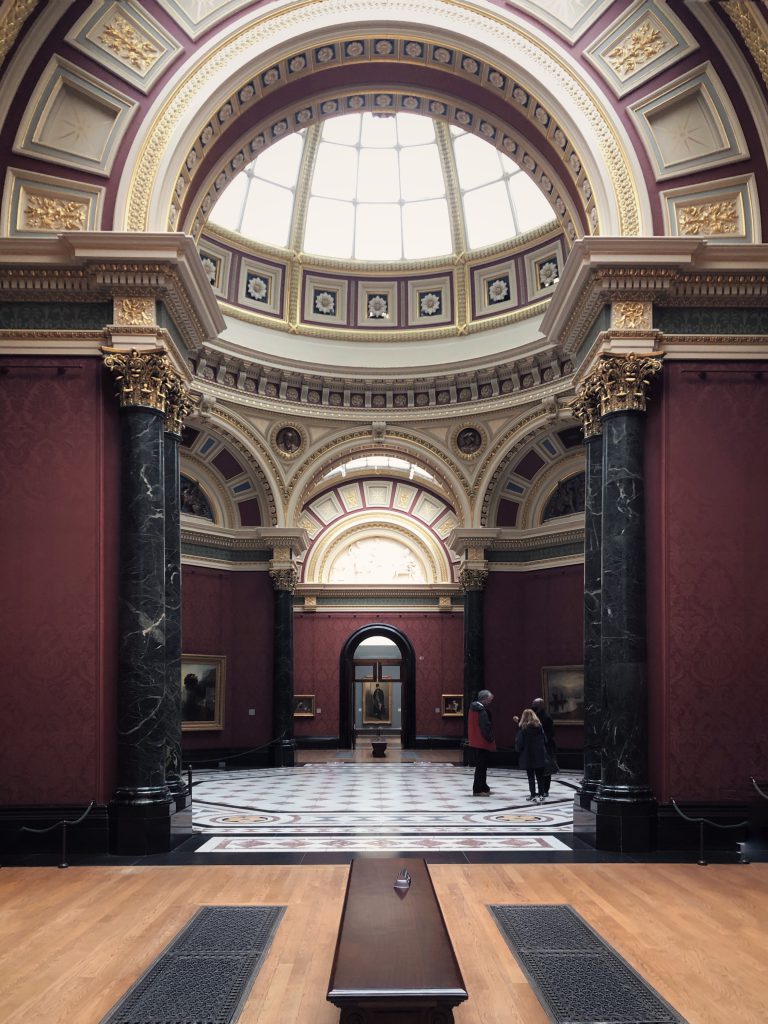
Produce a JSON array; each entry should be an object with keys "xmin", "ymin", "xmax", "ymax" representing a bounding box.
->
[{"xmin": 339, "ymin": 624, "xmax": 416, "ymax": 749}]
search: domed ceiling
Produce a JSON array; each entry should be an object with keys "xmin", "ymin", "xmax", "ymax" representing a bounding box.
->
[{"xmin": 0, "ymin": 0, "xmax": 766, "ymax": 415}]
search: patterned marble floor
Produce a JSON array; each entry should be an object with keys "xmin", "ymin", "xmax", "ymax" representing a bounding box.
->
[{"xmin": 192, "ymin": 764, "xmax": 578, "ymax": 853}]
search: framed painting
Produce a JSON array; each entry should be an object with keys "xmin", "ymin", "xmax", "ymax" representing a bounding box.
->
[
  {"xmin": 181, "ymin": 655, "xmax": 225, "ymax": 731},
  {"xmin": 293, "ymin": 694, "xmax": 315, "ymax": 717},
  {"xmin": 441, "ymin": 694, "xmax": 464, "ymax": 717},
  {"xmin": 362, "ymin": 680, "xmax": 391, "ymax": 725},
  {"xmin": 541, "ymin": 665, "xmax": 584, "ymax": 724}
]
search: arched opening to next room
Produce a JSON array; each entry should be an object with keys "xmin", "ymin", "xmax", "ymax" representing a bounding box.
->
[{"xmin": 339, "ymin": 624, "xmax": 416, "ymax": 750}]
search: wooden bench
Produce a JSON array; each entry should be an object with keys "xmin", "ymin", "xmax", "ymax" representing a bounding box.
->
[{"xmin": 327, "ymin": 858, "xmax": 468, "ymax": 1023}]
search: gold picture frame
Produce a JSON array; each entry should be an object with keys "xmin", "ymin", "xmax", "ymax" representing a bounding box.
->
[
  {"xmin": 541, "ymin": 665, "xmax": 584, "ymax": 724},
  {"xmin": 293, "ymin": 694, "xmax": 315, "ymax": 717},
  {"xmin": 362, "ymin": 680, "xmax": 391, "ymax": 724},
  {"xmin": 441, "ymin": 694, "xmax": 464, "ymax": 717},
  {"xmin": 181, "ymin": 655, "xmax": 225, "ymax": 731}
]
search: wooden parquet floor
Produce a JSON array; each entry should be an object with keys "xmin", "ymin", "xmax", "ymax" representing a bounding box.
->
[{"xmin": 1, "ymin": 862, "xmax": 767, "ymax": 1023}]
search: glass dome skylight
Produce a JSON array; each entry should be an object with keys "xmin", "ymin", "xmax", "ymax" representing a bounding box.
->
[{"xmin": 210, "ymin": 112, "xmax": 556, "ymax": 261}]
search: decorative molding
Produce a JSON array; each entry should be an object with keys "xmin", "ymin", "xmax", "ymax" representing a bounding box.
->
[
  {"xmin": 585, "ymin": 0, "xmax": 698, "ymax": 98},
  {"xmin": 660, "ymin": 175, "xmax": 759, "ymax": 242},
  {"xmin": 114, "ymin": 296, "xmax": 155, "ymax": 326},
  {"xmin": 612, "ymin": 301, "xmax": 652, "ymax": 330},
  {"xmin": 720, "ymin": 0, "xmax": 768, "ymax": 92},
  {"xmin": 0, "ymin": 0, "xmax": 38, "ymax": 67}
]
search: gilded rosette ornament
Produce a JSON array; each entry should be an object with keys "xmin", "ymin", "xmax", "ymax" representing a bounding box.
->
[
  {"xmin": 164, "ymin": 373, "xmax": 195, "ymax": 436},
  {"xmin": 458, "ymin": 565, "xmax": 488, "ymax": 592},
  {"xmin": 269, "ymin": 566, "xmax": 299, "ymax": 593},
  {"xmin": 589, "ymin": 353, "xmax": 662, "ymax": 417},
  {"xmin": 102, "ymin": 347, "xmax": 174, "ymax": 411}
]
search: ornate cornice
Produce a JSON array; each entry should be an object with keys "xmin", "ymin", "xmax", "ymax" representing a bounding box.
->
[
  {"xmin": 192, "ymin": 345, "xmax": 571, "ymax": 417},
  {"xmin": 584, "ymin": 352, "xmax": 663, "ymax": 416}
]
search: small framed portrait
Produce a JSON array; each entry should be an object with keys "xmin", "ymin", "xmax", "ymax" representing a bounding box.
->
[
  {"xmin": 293, "ymin": 694, "xmax": 315, "ymax": 717},
  {"xmin": 441, "ymin": 694, "xmax": 464, "ymax": 717},
  {"xmin": 363, "ymin": 680, "xmax": 391, "ymax": 725},
  {"xmin": 541, "ymin": 665, "xmax": 584, "ymax": 724},
  {"xmin": 181, "ymin": 655, "xmax": 225, "ymax": 731}
]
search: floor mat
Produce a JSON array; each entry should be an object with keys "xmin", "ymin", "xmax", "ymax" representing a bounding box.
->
[
  {"xmin": 489, "ymin": 904, "xmax": 687, "ymax": 1023},
  {"xmin": 100, "ymin": 905, "xmax": 284, "ymax": 1024}
]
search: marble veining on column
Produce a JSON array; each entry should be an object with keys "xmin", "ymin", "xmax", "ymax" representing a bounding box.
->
[
  {"xmin": 599, "ymin": 412, "xmax": 651, "ymax": 800},
  {"xmin": 116, "ymin": 407, "xmax": 170, "ymax": 803},
  {"xmin": 581, "ymin": 432, "xmax": 603, "ymax": 795},
  {"xmin": 163, "ymin": 430, "xmax": 185, "ymax": 801}
]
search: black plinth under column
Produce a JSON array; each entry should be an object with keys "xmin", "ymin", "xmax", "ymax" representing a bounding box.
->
[
  {"xmin": 579, "ymin": 432, "xmax": 603, "ymax": 802},
  {"xmin": 272, "ymin": 586, "xmax": 296, "ymax": 767},
  {"xmin": 110, "ymin": 406, "xmax": 172, "ymax": 855},
  {"xmin": 163, "ymin": 429, "xmax": 188, "ymax": 811},
  {"xmin": 595, "ymin": 411, "xmax": 655, "ymax": 851},
  {"xmin": 462, "ymin": 586, "xmax": 485, "ymax": 766}
]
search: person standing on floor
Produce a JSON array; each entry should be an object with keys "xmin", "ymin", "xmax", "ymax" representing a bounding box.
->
[
  {"xmin": 531, "ymin": 696, "xmax": 556, "ymax": 798},
  {"xmin": 515, "ymin": 708, "xmax": 549, "ymax": 803},
  {"xmin": 468, "ymin": 689, "xmax": 496, "ymax": 796}
]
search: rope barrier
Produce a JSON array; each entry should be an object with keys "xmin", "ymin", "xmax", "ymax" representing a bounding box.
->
[
  {"xmin": 21, "ymin": 800, "xmax": 95, "ymax": 869},
  {"xmin": 670, "ymin": 799, "xmax": 748, "ymax": 866}
]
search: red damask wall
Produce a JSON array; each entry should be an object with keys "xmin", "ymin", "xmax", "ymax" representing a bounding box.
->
[
  {"xmin": 181, "ymin": 567, "xmax": 274, "ymax": 752},
  {"xmin": 645, "ymin": 361, "xmax": 768, "ymax": 802},
  {"xmin": 484, "ymin": 565, "xmax": 584, "ymax": 750},
  {"xmin": 0, "ymin": 356, "xmax": 120, "ymax": 805},
  {"xmin": 293, "ymin": 612, "xmax": 464, "ymax": 739}
]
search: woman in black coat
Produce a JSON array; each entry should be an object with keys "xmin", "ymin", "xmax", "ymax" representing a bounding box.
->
[{"xmin": 515, "ymin": 708, "xmax": 549, "ymax": 803}]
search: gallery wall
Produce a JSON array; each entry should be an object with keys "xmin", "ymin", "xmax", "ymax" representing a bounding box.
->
[
  {"xmin": 645, "ymin": 360, "xmax": 768, "ymax": 803},
  {"xmin": 484, "ymin": 564, "xmax": 584, "ymax": 751},
  {"xmin": 0, "ymin": 356, "xmax": 120, "ymax": 805}
]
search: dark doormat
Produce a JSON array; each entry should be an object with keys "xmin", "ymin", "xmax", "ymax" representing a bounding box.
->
[
  {"xmin": 100, "ymin": 905, "xmax": 285, "ymax": 1024},
  {"xmin": 489, "ymin": 904, "xmax": 687, "ymax": 1023}
]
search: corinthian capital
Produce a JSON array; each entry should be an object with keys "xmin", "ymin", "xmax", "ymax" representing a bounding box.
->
[
  {"xmin": 571, "ymin": 386, "xmax": 602, "ymax": 439},
  {"xmin": 459, "ymin": 565, "xmax": 488, "ymax": 592},
  {"xmin": 585, "ymin": 352, "xmax": 662, "ymax": 417},
  {"xmin": 164, "ymin": 374, "xmax": 195, "ymax": 436},
  {"xmin": 102, "ymin": 347, "xmax": 175, "ymax": 412},
  {"xmin": 270, "ymin": 567, "xmax": 298, "ymax": 593}
]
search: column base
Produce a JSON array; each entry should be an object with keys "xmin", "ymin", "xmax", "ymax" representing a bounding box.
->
[
  {"xmin": 167, "ymin": 780, "xmax": 191, "ymax": 813},
  {"xmin": 596, "ymin": 797, "xmax": 657, "ymax": 853},
  {"xmin": 109, "ymin": 794, "xmax": 173, "ymax": 856},
  {"xmin": 271, "ymin": 739, "xmax": 296, "ymax": 767}
]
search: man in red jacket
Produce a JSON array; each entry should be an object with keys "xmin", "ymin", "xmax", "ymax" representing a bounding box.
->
[{"xmin": 468, "ymin": 690, "xmax": 496, "ymax": 796}]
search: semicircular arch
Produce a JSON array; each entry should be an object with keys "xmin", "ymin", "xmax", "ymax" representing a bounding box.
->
[{"xmin": 115, "ymin": 0, "xmax": 648, "ymax": 240}]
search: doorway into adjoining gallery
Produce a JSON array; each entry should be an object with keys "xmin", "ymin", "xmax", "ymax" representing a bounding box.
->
[{"xmin": 339, "ymin": 624, "xmax": 415, "ymax": 749}]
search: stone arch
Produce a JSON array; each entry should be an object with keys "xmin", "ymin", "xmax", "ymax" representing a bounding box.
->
[{"xmin": 116, "ymin": 0, "xmax": 648, "ymax": 239}]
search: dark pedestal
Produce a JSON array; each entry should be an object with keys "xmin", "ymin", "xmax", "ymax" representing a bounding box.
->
[
  {"xmin": 271, "ymin": 738, "xmax": 296, "ymax": 767},
  {"xmin": 109, "ymin": 797, "xmax": 173, "ymax": 856},
  {"xmin": 596, "ymin": 798, "xmax": 657, "ymax": 853},
  {"xmin": 371, "ymin": 741, "xmax": 387, "ymax": 757}
]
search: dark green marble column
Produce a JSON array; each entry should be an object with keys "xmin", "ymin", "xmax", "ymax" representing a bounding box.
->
[
  {"xmin": 163, "ymin": 379, "xmax": 193, "ymax": 811},
  {"xmin": 271, "ymin": 566, "xmax": 297, "ymax": 767},
  {"xmin": 592, "ymin": 353, "xmax": 662, "ymax": 852},
  {"xmin": 103, "ymin": 348, "xmax": 174, "ymax": 855},
  {"xmin": 572, "ymin": 388, "xmax": 603, "ymax": 801},
  {"xmin": 459, "ymin": 565, "xmax": 487, "ymax": 766}
]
